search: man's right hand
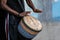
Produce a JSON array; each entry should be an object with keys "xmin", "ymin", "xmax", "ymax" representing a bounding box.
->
[{"xmin": 18, "ymin": 11, "xmax": 31, "ymax": 17}]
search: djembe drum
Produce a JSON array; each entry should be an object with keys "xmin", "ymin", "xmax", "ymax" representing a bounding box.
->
[{"xmin": 18, "ymin": 15, "xmax": 42, "ymax": 38}]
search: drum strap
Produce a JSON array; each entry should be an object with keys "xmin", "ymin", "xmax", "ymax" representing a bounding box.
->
[{"xmin": 5, "ymin": 14, "xmax": 9, "ymax": 40}]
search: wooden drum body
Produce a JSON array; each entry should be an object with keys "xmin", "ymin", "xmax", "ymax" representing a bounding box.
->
[{"xmin": 18, "ymin": 15, "xmax": 42, "ymax": 38}]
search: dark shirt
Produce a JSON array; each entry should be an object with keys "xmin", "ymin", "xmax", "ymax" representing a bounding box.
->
[
  {"xmin": 7, "ymin": 0, "xmax": 25, "ymax": 13},
  {"xmin": 7, "ymin": 0, "xmax": 31, "ymax": 40}
]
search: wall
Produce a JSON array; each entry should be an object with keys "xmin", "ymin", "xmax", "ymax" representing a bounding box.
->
[{"xmin": 24, "ymin": 0, "xmax": 60, "ymax": 40}]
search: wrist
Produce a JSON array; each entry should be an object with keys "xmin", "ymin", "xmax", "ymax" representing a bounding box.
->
[
  {"xmin": 32, "ymin": 7, "xmax": 36, "ymax": 11},
  {"xmin": 17, "ymin": 13, "xmax": 20, "ymax": 17},
  {"xmin": 17, "ymin": 13, "xmax": 23, "ymax": 17}
]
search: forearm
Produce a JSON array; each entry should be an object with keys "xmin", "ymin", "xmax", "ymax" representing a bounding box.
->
[
  {"xmin": 26, "ymin": 0, "xmax": 35, "ymax": 10},
  {"xmin": 1, "ymin": 3, "xmax": 19, "ymax": 16}
]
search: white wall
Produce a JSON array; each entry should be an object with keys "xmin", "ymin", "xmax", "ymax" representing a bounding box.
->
[
  {"xmin": 32, "ymin": 22, "xmax": 60, "ymax": 40},
  {"xmin": 24, "ymin": 0, "xmax": 60, "ymax": 40}
]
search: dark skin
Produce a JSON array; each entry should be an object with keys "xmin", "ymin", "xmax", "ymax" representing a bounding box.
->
[{"xmin": 1, "ymin": 0, "xmax": 42, "ymax": 17}]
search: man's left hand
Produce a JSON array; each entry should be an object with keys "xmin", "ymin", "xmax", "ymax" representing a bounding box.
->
[{"xmin": 33, "ymin": 9, "xmax": 42, "ymax": 13}]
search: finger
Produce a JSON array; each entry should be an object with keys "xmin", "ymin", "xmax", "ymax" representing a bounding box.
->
[
  {"xmin": 36, "ymin": 9, "xmax": 42, "ymax": 13},
  {"xmin": 25, "ymin": 12, "xmax": 31, "ymax": 16},
  {"xmin": 20, "ymin": 14, "xmax": 24, "ymax": 16},
  {"xmin": 20, "ymin": 13, "xmax": 26, "ymax": 16},
  {"xmin": 26, "ymin": 11, "xmax": 31, "ymax": 13}
]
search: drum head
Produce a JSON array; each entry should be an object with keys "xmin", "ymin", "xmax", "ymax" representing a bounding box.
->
[
  {"xmin": 18, "ymin": 15, "xmax": 42, "ymax": 38},
  {"xmin": 23, "ymin": 15, "xmax": 42, "ymax": 31}
]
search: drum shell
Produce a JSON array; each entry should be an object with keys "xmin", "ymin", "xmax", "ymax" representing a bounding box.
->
[
  {"xmin": 18, "ymin": 16, "xmax": 42, "ymax": 38},
  {"xmin": 18, "ymin": 20, "xmax": 40, "ymax": 38}
]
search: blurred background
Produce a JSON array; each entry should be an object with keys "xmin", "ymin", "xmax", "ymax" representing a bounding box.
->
[{"xmin": 24, "ymin": 0, "xmax": 60, "ymax": 40}]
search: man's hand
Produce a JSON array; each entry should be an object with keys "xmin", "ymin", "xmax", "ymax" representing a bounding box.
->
[
  {"xmin": 19, "ymin": 11, "xmax": 31, "ymax": 17},
  {"xmin": 26, "ymin": 0, "xmax": 42, "ymax": 13},
  {"xmin": 33, "ymin": 9, "xmax": 42, "ymax": 13}
]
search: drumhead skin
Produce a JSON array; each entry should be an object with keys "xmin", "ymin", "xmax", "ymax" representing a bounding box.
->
[
  {"xmin": 23, "ymin": 15, "xmax": 42, "ymax": 31},
  {"xmin": 18, "ymin": 15, "xmax": 42, "ymax": 38}
]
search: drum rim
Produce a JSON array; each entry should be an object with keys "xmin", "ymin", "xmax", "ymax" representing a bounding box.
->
[{"xmin": 20, "ymin": 20, "xmax": 39, "ymax": 35}]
